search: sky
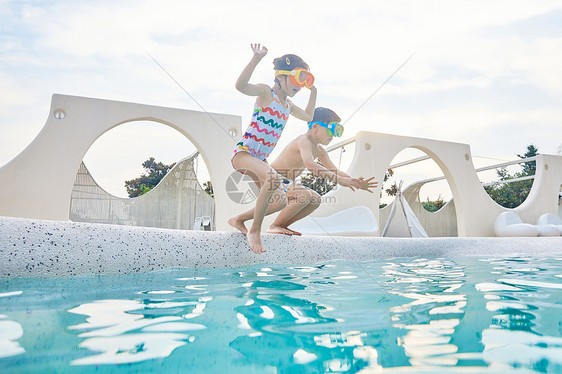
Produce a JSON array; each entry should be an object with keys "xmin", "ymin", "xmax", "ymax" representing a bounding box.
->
[{"xmin": 1, "ymin": 0, "xmax": 561, "ymax": 200}]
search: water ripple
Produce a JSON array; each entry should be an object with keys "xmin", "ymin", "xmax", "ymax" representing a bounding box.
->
[{"xmin": 1, "ymin": 257, "xmax": 562, "ymax": 372}]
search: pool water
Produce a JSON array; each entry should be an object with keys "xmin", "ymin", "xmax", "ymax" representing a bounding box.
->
[{"xmin": 1, "ymin": 256, "xmax": 562, "ymax": 373}]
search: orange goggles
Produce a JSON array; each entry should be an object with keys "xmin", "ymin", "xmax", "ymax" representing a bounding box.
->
[{"xmin": 275, "ymin": 68, "xmax": 315, "ymax": 88}]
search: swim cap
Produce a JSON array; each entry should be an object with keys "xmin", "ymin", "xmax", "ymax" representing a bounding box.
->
[
  {"xmin": 273, "ymin": 54, "xmax": 309, "ymax": 72},
  {"xmin": 311, "ymin": 107, "xmax": 341, "ymax": 124}
]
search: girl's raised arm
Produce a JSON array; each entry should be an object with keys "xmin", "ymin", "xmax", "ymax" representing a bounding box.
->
[{"xmin": 235, "ymin": 43, "xmax": 271, "ymax": 98}]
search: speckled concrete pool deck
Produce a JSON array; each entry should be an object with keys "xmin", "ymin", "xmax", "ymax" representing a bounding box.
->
[{"xmin": 1, "ymin": 216, "xmax": 561, "ymax": 278}]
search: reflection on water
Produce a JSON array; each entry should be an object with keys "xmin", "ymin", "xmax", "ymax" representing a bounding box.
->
[
  {"xmin": 0, "ymin": 291, "xmax": 25, "ymax": 358},
  {"xmin": 477, "ymin": 257, "xmax": 562, "ymax": 372},
  {"xmin": 63, "ymin": 276, "xmax": 215, "ymax": 366},
  {"xmin": 229, "ymin": 265, "xmax": 386, "ymax": 373},
  {"xmin": 384, "ymin": 259, "xmax": 471, "ymax": 368},
  {"xmin": 68, "ymin": 298, "xmax": 207, "ymax": 365},
  {"xmin": 0, "ymin": 257, "xmax": 562, "ymax": 372}
]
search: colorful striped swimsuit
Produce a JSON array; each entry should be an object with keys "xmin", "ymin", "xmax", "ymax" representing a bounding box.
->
[{"xmin": 233, "ymin": 90, "xmax": 290, "ymax": 162}]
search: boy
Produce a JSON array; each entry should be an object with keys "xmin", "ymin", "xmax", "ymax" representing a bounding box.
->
[{"xmin": 267, "ymin": 107, "xmax": 378, "ymax": 235}]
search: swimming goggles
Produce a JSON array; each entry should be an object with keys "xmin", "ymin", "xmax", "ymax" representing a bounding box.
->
[
  {"xmin": 275, "ymin": 68, "xmax": 315, "ymax": 88},
  {"xmin": 309, "ymin": 121, "xmax": 344, "ymax": 137}
]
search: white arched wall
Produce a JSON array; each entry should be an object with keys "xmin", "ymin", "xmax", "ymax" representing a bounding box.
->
[
  {"xmin": 0, "ymin": 94, "xmax": 242, "ymax": 231},
  {"xmin": 314, "ymin": 131, "xmax": 562, "ymax": 237},
  {"xmin": 3, "ymin": 101, "xmax": 561, "ymax": 236}
]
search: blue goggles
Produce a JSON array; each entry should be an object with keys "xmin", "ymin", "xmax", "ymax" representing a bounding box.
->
[{"xmin": 308, "ymin": 121, "xmax": 344, "ymax": 137}]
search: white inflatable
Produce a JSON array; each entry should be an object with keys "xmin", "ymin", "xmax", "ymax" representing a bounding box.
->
[
  {"xmin": 493, "ymin": 211, "xmax": 559, "ymax": 237},
  {"xmin": 193, "ymin": 216, "xmax": 212, "ymax": 231},
  {"xmin": 537, "ymin": 213, "xmax": 562, "ymax": 235},
  {"xmin": 289, "ymin": 206, "xmax": 378, "ymax": 236}
]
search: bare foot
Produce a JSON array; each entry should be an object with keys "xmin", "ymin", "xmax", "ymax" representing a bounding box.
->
[
  {"xmin": 247, "ymin": 230, "xmax": 266, "ymax": 254},
  {"xmin": 228, "ymin": 216, "xmax": 248, "ymax": 235},
  {"xmin": 287, "ymin": 228, "xmax": 302, "ymax": 236},
  {"xmin": 267, "ymin": 225, "xmax": 294, "ymax": 235}
]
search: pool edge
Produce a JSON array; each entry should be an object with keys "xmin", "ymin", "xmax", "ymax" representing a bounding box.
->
[{"xmin": 1, "ymin": 216, "xmax": 561, "ymax": 278}]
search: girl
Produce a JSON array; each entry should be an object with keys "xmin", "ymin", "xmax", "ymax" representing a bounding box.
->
[{"xmin": 229, "ymin": 43, "xmax": 317, "ymax": 254}]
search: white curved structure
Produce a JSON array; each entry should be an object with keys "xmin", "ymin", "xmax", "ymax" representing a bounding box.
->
[
  {"xmin": 379, "ymin": 192, "xmax": 458, "ymax": 237},
  {"xmin": 0, "ymin": 94, "xmax": 241, "ymax": 231},
  {"xmin": 70, "ymin": 153, "xmax": 215, "ymax": 230},
  {"xmin": 402, "ymin": 183, "xmax": 457, "ymax": 236},
  {"xmin": 314, "ymin": 132, "xmax": 562, "ymax": 237},
  {"xmin": 1, "ymin": 96, "xmax": 561, "ymax": 237}
]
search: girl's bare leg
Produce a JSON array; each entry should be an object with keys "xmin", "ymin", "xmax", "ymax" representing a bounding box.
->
[{"xmin": 229, "ymin": 152, "xmax": 284, "ymax": 254}]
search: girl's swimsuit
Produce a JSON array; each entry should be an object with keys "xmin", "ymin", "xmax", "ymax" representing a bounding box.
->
[{"xmin": 232, "ymin": 90, "xmax": 291, "ymax": 162}]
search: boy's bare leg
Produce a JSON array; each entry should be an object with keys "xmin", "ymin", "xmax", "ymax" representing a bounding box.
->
[
  {"xmin": 267, "ymin": 225, "xmax": 296, "ymax": 235},
  {"xmin": 267, "ymin": 198, "xmax": 307, "ymax": 235},
  {"xmin": 268, "ymin": 186, "xmax": 320, "ymax": 235},
  {"xmin": 282, "ymin": 197, "xmax": 321, "ymax": 230},
  {"xmin": 268, "ymin": 188, "xmax": 307, "ymax": 235}
]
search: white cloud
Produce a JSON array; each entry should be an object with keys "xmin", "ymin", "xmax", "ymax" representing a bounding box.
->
[{"xmin": 1, "ymin": 0, "xmax": 561, "ymax": 200}]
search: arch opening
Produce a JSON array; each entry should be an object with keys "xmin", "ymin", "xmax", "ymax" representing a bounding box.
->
[
  {"xmin": 70, "ymin": 120, "xmax": 215, "ymax": 230},
  {"xmin": 379, "ymin": 147, "xmax": 457, "ymax": 237},
  {"xmin": 476, "ymin": 158, "xmax": 536, "ymax": 210}
]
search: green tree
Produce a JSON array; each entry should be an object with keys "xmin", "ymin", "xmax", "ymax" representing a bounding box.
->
[
  {"xmin": 383, "ymin": 169, "xmax": 398, "ymax": 196},
  {"xmin": 300, "ymin": 172, "xmax": 336, "ymax": 196},
  {"xmin": 517, "ymin": 144, "xmax": 538, "ymax": 176},
  {"xmin": 422, "ymin": 195, "xmax": 446, "ymax": 212},
  {"xmin": 125, "ymin": 157, "xmax": 176, "ymax": 198},
  {"xmin": 484, "ymin": 144, "xmax": 538, "ymax": 208},
  {"xmin": 296, "ymin": 160, "xmax": 336, "ymax": 195},
  {"xmin": 203, "ymin": 181, "xmax": 214, "ymax": 198},
  {"xmin": 379, "ymin": 168, "xmax": 396, "ymax": 208}
]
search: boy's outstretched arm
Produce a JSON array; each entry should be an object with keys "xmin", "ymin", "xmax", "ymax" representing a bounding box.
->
[
  {"xmin": 317, "ymin": 146, "xmax": 378, "ymax": 193},
  {"xmin": 317, "ymin": 147, "xmax": 352, "ymax": 178},
  {"xmin": 297, "ymin": 138, "xmax": 359, "ymax": 190},
  {"xmin": 290, "ymin": 86, "xmax": 317, "ymax": 122},
  {"xmin": 235, "ymin": 43, "xmax": 271, "ymax": 98}
]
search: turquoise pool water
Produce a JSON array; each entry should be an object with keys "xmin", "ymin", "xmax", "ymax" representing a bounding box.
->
[{"xmin": 1, "ymin": 256, "xmax": 562, "ymax": 373}]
